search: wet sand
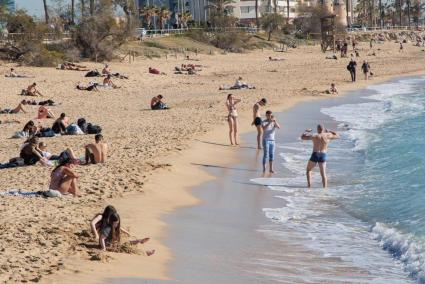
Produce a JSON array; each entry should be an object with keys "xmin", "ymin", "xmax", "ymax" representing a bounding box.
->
[{"xmin": 111, "ymin": 79, "xmax": 415, "ymax": 283}]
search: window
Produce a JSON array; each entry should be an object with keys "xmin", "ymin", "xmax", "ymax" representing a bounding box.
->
[{"xmin": 240, "ymin": 6, "xmax": 255, "ymax": 13}]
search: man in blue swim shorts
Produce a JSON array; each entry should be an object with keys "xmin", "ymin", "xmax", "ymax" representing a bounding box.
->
[{"xmin": 301, "ymin": 124, "xmax": 339, "ymax": 188}]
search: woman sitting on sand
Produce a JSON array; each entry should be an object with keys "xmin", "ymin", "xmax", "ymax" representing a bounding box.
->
[
  {"xmin": 226, "ymin": 94, "xmax": 241, "ymax": 145},
  {"xmin": 20, "ymin": 137, "xmax": 47, "ymax": 165},
  {"xmin": 23, "ymin": 120, "xmax": 38, "ymax": 137},
  {"xmin": 49, "ymin": 157, "xmax": 81, "ymax": 196},
  {"xmin": 0, "ymin": 101, "xmax": 27, "ymax": 114},
  {"xmin": 90, "ymin": 205, "xmax": 154, "ymax": 254}
]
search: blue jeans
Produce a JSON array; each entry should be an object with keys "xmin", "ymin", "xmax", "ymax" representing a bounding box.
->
[{"xmin": 262, "ymin": 140, "xmax": 275, "ymax": 165}]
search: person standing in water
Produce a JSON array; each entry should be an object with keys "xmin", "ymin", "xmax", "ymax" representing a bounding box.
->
[
  {"xmin": 301, "ymin": 125, "xmax": 339, "ymax": 188},
  {"xmin": 226, "ymin": 94, "xmax": 241, "ymax": 145},
  {"xmin": 262, "ymin": 110, "xmax": 280, "ymax": 173},
  {"xmin": 252, "ymin": 98, "xmax": 267, "ymax": 149}
]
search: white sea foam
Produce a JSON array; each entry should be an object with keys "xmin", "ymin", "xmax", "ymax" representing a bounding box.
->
[{"xmin": 250, "ymin": 78, "xmax": 425, "ymax": 283}]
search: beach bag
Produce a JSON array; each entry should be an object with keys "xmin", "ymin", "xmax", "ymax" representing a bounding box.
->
[
  {"xmin": 346, "ymin": 64, "xmax": 351, "ymax": 71},
  {"xmin": 77, "ymin": 118, "xmax": 88, "ymax": 133},
  {"xmin": 66, "ymin": 124, "xmax": 84, "ymax": 135},
  {"xmin": 87, "ymin": 123, "xmax": 102, "ymax": 134},
  {"xmin": 85, "ymin": 70, "xmax": 100, "ymax": 77}
]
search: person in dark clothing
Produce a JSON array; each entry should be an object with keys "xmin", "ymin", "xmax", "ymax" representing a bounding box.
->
[
  {"xmin": 347, "ymin": 59, "xmax": 357, "ymax": 82},
  {"xmin": 20, "ymin": 137, "xmax": 47, "ymax": 165},
  {"xmin": 52, "ymin": 113, "xmax": 67, "ymax": 134},
  {"xmin": 361, "ymin": 60, "xmax": 370, "ymax": 80}
]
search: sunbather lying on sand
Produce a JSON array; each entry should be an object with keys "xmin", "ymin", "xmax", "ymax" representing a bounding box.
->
[
  {"xmin": 59, "ymin": 62, "xmax": 89, "ymax": 71},
  {"xmin": 0, "ymin": 101, "xmax": 27, "ymax": 114},
  {"xmin": 269, "ymin": 56, "xmax": 284, "ymax": 61},
  {"xmin": 21, "ymin": 99, "xmax": 55, "ymax": 106},
  {"xmin": 90, "ymin": 205, "xmax": 154, "ymax": 254},
  {"xmin": 5, "ymin": 68, "xmax": 34, "ymax": 78},
  {"xmin": 37, "ymin": 106, "xmax": 55, "ymax": 119},
  {"xmin": 76, "ymin": 81, "xmax": 99, "ymax": 92},
  {"xmin": 84, "ymin": 134, "xmax": 107, "ymax": 164},
  {"xmin": 151, "ymin": 95, "xmax": 169, "ymax": 110},
  {"xmin": 0, "ymin": 119, "xmax": 20, "ymax": 124},
  {"xmin": 149, "ymin": 67, "xmax": 166, "ymax": 75}
]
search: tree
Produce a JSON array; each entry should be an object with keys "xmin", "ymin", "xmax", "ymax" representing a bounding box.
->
[
  {"xmin": 43, "ymin": 0, "xmax": 49, "ymax": 24},
  {"xmin": 261, "ymin": 13, "xmax": 285, "ymax": 41},
  {"xmin": 411, "ymin": 0, "xmax": 424, "ymax": 26},
  {"xmin": 179, "ymin": 11, "xmax": 192, "ymax": 28},
  {"xmin": 140, "ymin": 5, "xmax": 157, "ymax": 28},
  {"xmin": 156, "ymin": 7, "xmax": 171, "ymax": 29},
  {"xmin": 113, "ymin": 0, "xmax": 137, "ymax": 32},
  {"xmin": 255, "ymin": 0, "xmax": 259, "ymax": 28},
  {"xmin": 81, "ymin": 0, "xmax": 85, "ymax": 17},
  {"xmin": 71, "ymin": 0, "xmax": 75, "ymax": 24},
  {"xmin": 90, "ymin": 0, "xmax": 95, "ymax": 16},
  {"xmin": 406, "ymin": 0, "xmax": 411, "ymax": 27},
  {"xmin": 286, "ymin": 0, "xmax": 290, "ymax": 24},
  {"xmin": 206, "ymin": 0, "xmax": 235, "ymax": 16}
]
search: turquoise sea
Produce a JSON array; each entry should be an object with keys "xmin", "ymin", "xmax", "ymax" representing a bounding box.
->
[{"xmin": 252, "ymin": 76, "xmax": 425, "ymax": 283}]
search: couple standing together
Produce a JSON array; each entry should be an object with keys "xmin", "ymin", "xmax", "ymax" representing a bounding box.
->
[{"xmin": 227, "ymin": 95, "xmax": 339, "ymax": 188}]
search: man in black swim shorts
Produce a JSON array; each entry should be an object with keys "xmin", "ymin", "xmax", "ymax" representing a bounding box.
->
[
  {"xmin": 301, "ymin": 124, "xmax": 339, "ymax": 188},
  {"xmin": 252, "ymin": 98, "xmax": 267, "ymax": 149}
]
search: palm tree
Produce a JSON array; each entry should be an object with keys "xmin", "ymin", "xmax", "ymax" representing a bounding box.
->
[
  {"xmin": 179, "ymin": 11, "xmax": 192, "ymax": 28},
  {"xmin": 140, "ymin": 6, "xmax": 157, "ymax": 29},
  {"xmin": 286, "ymin": 0, "xmax": 290, "ymax": 24},
  {"xmin": 81, "ymin": 0, "xmax": 85, "ymax": 17},
  {"xmin": 261, "ymin": 13, "xmax": 285, "ymax": 40},
  {"xmin": 406, "ymin": 0, "xmax": 411, "ymax": 27},
  {"xmin": 71, "ymin": 0, "xmax": 75, "ymax": 24},
  {"xmin": 255, "ymin": 0, "xmax": 259, "ymax": 28},
  {"xmin": 206, "ymin": 0, "xmax": 235, "ymax": 16},
  {"xmin": 43, "ymin": 0, "xmax": 49, "ymax": 24},
  {"xmin": 90, "ymin": 0, "xmax": 95, "ymax": 16},
  {"xmin": 157, "ymin": 7, "xmax": 171, "ymax": 30}
]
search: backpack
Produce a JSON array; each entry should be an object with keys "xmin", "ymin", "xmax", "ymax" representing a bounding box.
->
[
  {"xmin": 77, "ymin": 118, "xmax": 88, "ymax": 133},
  {"xmin": 346, "ymin": 64, "xmax": 351, "ymax": 71},
  {"xmin": 85, "ymin": 70, "xmax": 100, "ymax": 77},
  {"xmin": 66, "ymin": 124, "xmax": 83, "ymax": 135},
  {"xmin": 87, "ymin": 123, "xmax": 102, "ymax": 134}
]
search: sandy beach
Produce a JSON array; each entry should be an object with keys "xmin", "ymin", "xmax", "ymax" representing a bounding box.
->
[{"xmin": 1, "ymin": 39, "xmax": 425, "ymax": 283}]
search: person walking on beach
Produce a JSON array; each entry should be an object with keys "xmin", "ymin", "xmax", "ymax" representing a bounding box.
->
[
  {"xmin": 399, "ymin": 42, "xmax": 404, "ymax": 53},
  {"xmin": 226, "ymin": 94, "xmax": 241, "ymax": 145},
  {"xmin": 301, "ymin": 125, "xmax": 339, "ymax": 188},
  {"xmin": 361, "ymin": 60, "xmax": 370, "ymax": 80},
  {"xmin": 252, "ymin": 98, "xmax": 267, "ymax": 149},
  {"xmin": 262, "ymin": 110, "xmax": 280, "ymax": 173},
  {"xmin": 347, "ymin": 59, "xmax": 357, "ymax": 82}
]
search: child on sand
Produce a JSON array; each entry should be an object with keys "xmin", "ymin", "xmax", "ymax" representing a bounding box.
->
[
  {"xmin": 329, "ymin": 83, "xmax": 338, "ymax": 95},
  {"xmin": 90, "ymin": 205, "xmax": 154, "ymax": 254}
]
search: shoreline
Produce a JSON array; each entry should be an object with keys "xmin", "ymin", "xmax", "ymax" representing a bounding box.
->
[{"xmin": 46, "ymin": 68, "xmax": 425, "ymax": 283}]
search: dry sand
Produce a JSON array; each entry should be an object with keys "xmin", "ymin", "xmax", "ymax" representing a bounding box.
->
[{"xmin": 0, "ymin": 39, "xmax": 424, "ymax": 283}]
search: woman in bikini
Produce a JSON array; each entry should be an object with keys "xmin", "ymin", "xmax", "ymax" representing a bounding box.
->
[
  {"xmin": 49, "ymin": 157, "xmax": 81, "ymax": 197},
  {"xmin": 226, "ymin": 94, "xmax": 241, "ymax": 145}
]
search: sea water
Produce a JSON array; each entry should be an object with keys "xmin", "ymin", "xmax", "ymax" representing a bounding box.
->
[{"xmin": 252, "ymin": 77, "xmax": 425, "ymax": 283}]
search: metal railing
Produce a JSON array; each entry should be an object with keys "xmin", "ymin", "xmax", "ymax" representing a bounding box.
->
[
  {"xmin": 347, "ymin": 25, "xmax": 425, "ymax": 32},
  {"xmin": 136, "ymin": 26, "xmax": 259, "ymax": 37}
]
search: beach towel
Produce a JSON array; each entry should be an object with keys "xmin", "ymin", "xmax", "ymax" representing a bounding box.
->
[
  {"xmin": 219, "ymin": 85, "xmax": 256, "ymax": 90},
  {"xmin": 11, "ymin": 131, "xmax": 29, "ymax": 139}
]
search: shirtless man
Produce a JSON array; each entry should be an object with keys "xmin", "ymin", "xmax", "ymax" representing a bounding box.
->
[
  {"xmin": 26, "ymin": 83, "xmax": 43, "ymax": 96},
  {"xmin": 301, "ymin": 124, "xmax": 340, "ymax": 188},
  {"xmin": 0, "ymin": 101, "xmax": 27, "ymax": 114},
  {"xmin": 85, "ymin": 134, "xmax": 107, "ymax": 164},
  {"xmin": 251, "ymin": 98, "xmax": 267, "ymax": 149},
  {"xmin": 6, "ymin": 68, "xmax": 34, "ymax": 78}
]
